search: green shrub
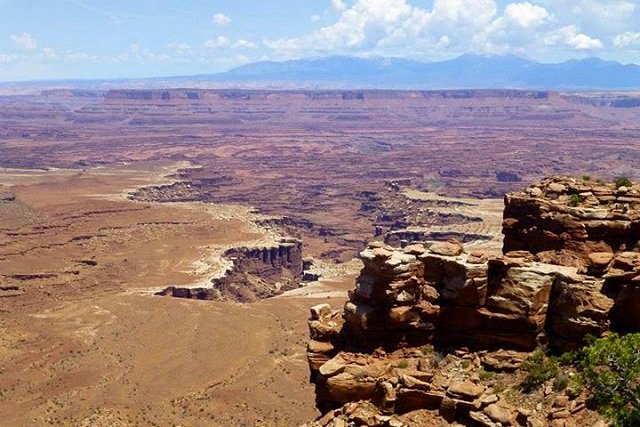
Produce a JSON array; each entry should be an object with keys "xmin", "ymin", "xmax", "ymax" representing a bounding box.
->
[
  {"xmin": 580, "ymin": 333, "xmax": 640, "ymax": 426},
  {"xmin": 396, "ymin": 359, "xmax": 409, "ymax": 369},
  {"xmin": 615, "ymin": 177, "xmax": 633, "ymax": 189},
  {"xmin": 566, "ymin": 377, "xmax": 583, "ymax": 399},
  {"xmin": 557, "ymin": 350, "xmax": 578, "ymax": 366},
  {"xmin": 521, "ymin": 350, "xmax": 559, "ymax": 393},
  {"xmin": 479, "ymin": 369, "xmax": 496, "ymax": 381},
  {"xmin": 582, "ymin": 175, "xmax": 591, "ymax": 181},
  {"xmin": 553, "ymin": 373, "xmax": 570, "ymax": 391},
  {"xmin": 420, "ymin": 345, "xmax": 434, "ymax": 356},
  {"xmin": 568, "ymin": 194, "xmax": 582, "ymax": 207}
]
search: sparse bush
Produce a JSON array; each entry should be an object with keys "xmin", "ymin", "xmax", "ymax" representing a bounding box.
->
[
  {"xmin": 566, "ymin": 377, "xmax": 583, "ymax": 399},
  {"xmin": 615, "ymin": 177, "xmax": 633, "ymax": 189},
  {"xmin": 479, "ymin": 369, "xmax": 496, "ymax": 381},
  {"xmin": 582, "ymin": 175, "xmax": 591, "ymax": 181},
  {"xmin": 580, "ymin": 333, "xmax": 640, "ymax": 426},
  {"xmin": 521, "ymin": 349, "xmax": 559, "ymax": 393},
  {"xmin": 553, "ymin": 373, "xmax": 570, "ymax": 391},
  {"xmin": 493, "ymin": 381, "xmax": 507, "ymax": 394},
  {"xmin": 420, "ymin": 345, "xmax": 434, "ymax": 356},
  {"xmin": 568, "ymin": 194, "xmax": 582, "ymax": 207}
]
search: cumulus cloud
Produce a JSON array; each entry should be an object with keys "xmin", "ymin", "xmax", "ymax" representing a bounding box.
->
[
  {"xmin": 168, "ymin": 42, "xmax": 191, "ymax": 50},
  {"xmin": 0, "ymin": 54, "xmax": 17, "ymax": 64},
  {"xmin": 430, "ymin": 0, "xmax": 497, "ymax": 25},
  {"xmin": 166, "ymin": 42, "xmax": 192, "ymax": 58},
  {"xmin": 204, "ymin": 36, "xmax": 230, "ymax": 49},
  {"xmin": 264, "ymin": 0, "xmax": 629, "ymax": 59},
  {"xmin": 537, "ymin": 0, "xmax": 638, "ymax": 36},
  {"xmin": 42, "ymin": 47, "xmax": 57, "ymax": 59},
  {"xmin": 4, "ymin": 0, "xmax": 639, "ymax": 73},
  {"xmin": 614, "ymin": 32, "xmax": 640, "ymax": 48},
  {"xmin": 213, "ymin": 13, "xmax": 231, "ymax": 26},
  {"xmin": 331, "ymin": 0, "xmax": 347, "ymax": 12},
  {"xmin": 503, "ymin": 2, "xmax": 549, "ymax": 28},
  {"xmin": 477, "ymin": 2, "xmax": 550, "ymax": 53},
  {"xmin": 10, "ymin": 32, "xmax": 37, "ymax": 49},
  {"xmin": 66, "ymin": 51, "xmax": 94, "ymax": 61},
  {"xmin": 568, "ymin": 0, "xmax": 636, "ymax": 22},
  {"xmin": 264, "ymin": 0, "xmax": 502, "ymax": 57},
  {"xmin": 115, "ymin": 44, "xmax": 169, "ymax": 63},
  {"xmin": 234, "ymin": 39, "xmax": 257, "ymax": 49},
  {"xmin": 544, "ymin": 25, "xmax": 603, "ymax": 50},
  {"xmin": 265, "ymin": 0, "xmax": 436, "ymax": 55}
]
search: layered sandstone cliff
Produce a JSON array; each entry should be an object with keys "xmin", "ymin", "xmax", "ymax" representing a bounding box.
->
[
  {"xmin": 503, "ymin": 176, "xmax": 640, "ymax": 269},
  {"xmin": 304, "ymin": 176, "xmax": 640, "ymax": 426},
  {"xmin": 161, "ymin": 238, "xmax": 303, "ymax": 302}
]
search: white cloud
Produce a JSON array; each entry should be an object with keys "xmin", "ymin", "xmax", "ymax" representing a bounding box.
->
[
  {"xmin": 504, "ymin": 2, "xmax": 549, "ymax": 28},
  {"xmin": 234, "ymin": 39, "xmax": 257, "ymax": 49},
  {"xmin": 5, "ymin": 0, "xmax": 635, "ymax": 71},
  {"xmin": 265, "ymin": 0, "xmax": 509, "ymax": 58},
  {"xmin": 260, "ymin": 0, "xmax": 640, "ymax": 61},
  {"xmin": 614, "ymin": 32, "xmax": 640, "ymax": 48},
  {"xmin": 167, "ymin": 42, "xmax": 192, "ymax": 57},
  {"xmin": 204, "ymin": 36, "xmax": 229, "ymax": 49},
  {"xmin": 0, "ymin": 54, "xmax": 17, "ymax": 64},
  {"xmin": 331, "ymin": 0, "xmax": 347, "ymax": 11},
  {"xmin": 536, "ymin": 0, "xmax": 638, "ymax": 37},
  {"xmin": 569, "ymin": 0, "xmax": 635, "ymax": 21},
  {"xmin": 114, "ymin": 44, "xmax": 169, "ymax": 63},
  {"xmin": 265, "ymin": 0, "xmax": 431, "ymax": 55},
  {"xmin": 544, "ymin": 25, "xmax": 603, "ymax": 50},
  {"xmin": 66, "ymin": 52, "xmax": 92, "ymax": 61},
  {"xmin": 167, "ymin": 42, "xmax": 191, "ymax": 51},
  {"xmin": 471, "ymin": 1, "xmax": 550, "ymax": 54},
  {"xmin": 430, "ymin": 0, "xmax": 497, "ymax": 25},
  {"xmin": 213, "ymin": 13, "xmax": 231, "ymax": 26},
  {"xmin": 42, "ymin": 47, "xmax": 57, "ymax": 59},
  {"xmin": 10, "ymin": 32, "xmax": 37, "ymax": 50}
]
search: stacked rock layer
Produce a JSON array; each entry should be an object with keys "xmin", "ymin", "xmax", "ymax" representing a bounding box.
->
[{"xmin": 305, "ymin": 176, "xmax": 640, "ymax": 426}]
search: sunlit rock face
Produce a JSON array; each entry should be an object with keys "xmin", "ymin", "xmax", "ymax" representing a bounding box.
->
[{"xmin": 305, "ymin": 176, "xmax": 640, "ymax": 423}]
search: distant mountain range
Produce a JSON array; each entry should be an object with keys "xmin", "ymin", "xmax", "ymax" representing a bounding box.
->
[
  {"xmin": 200, "ymin": 55, "xmax": 640, "ymax": 90},
  {"xmin": 2, "ymin": 55, "xmax": 640, "ymax": 90}
]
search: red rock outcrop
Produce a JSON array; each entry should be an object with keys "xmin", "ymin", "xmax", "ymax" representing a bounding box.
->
[
  {"xmin": 304, "ymin": 176, "xmax": 640, "ymax": 426},
  {"xmin": 503, "ymin": 176, "xmax": 640, "ymax": 269},
  {"xmin": 161, "ymin": 238, "xmax": 303, "ymax": 302}
]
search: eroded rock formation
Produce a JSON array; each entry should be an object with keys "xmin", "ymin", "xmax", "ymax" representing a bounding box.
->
[
  {"xmin": 161, "ymin": 238, "xmax": 303, "ymax": 302},
  {"xmin": 503, "ymin": 176, "xmax": 640, "ymax": 269},
  {"xmin": 304, "ymin": 176, "xmax": 640, "ymax": 426}
]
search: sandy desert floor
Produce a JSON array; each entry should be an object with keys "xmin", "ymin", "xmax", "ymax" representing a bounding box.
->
[{"xmin": 0, "ymin": 162, "xmax": 358, "ymax": 426}]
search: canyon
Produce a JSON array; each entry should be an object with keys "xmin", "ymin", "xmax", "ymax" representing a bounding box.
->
[{"xmin": 1, "ymin": 89, "xmax": 640, "ymax": 426}]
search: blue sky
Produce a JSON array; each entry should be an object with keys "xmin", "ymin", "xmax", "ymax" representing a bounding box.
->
[{"xmin": 0, "ymin": 0, "xmax": 639, "ymax": 81}]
